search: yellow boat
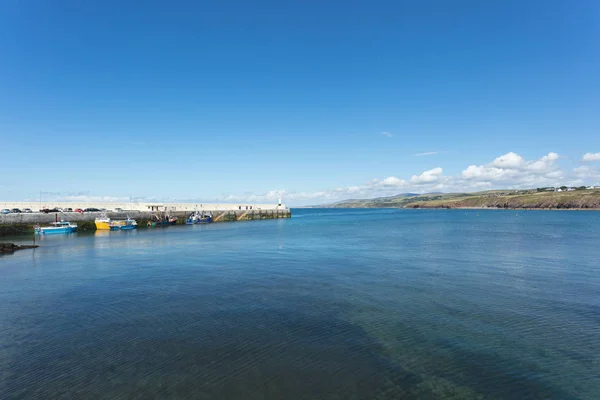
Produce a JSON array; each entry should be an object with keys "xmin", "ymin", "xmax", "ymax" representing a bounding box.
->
[
  {"xmin": 95, "ymin": 214, "xmax": 137, "ymax": 230},
  {"xmin": 94, "ymin": 214, "xmax": 112, "ymax": 230}
]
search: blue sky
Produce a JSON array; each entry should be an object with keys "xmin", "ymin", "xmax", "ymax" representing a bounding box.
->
[{"xmin": 1, "ymin": 0, "xmax": 599, "ymax": 205}]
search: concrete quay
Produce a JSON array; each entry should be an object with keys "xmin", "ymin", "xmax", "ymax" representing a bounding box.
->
[
  {"xmin": 0, "ymin": 202, "xmax": 286, "ymax": 212},
  {"xmin": 0, "ymin": 206, "xmax": 291, "ymax": 236}
]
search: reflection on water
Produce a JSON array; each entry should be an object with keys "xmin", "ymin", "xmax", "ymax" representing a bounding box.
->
[
  {"xmin": 1, "ymin": 209, "xmax": 599, "ymax": 399},
  {"xmin": 94, "ymin": 229, "xmax": 111, "ymax": 237}
]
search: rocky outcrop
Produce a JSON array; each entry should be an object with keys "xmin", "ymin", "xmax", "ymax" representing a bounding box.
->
[{"xmin": 0, "ymin": 243, "xmax": 39, "ymax": 254}]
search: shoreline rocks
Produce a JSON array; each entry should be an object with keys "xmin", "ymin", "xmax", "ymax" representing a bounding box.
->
[{"xmin": 0, "ymin": 243, "xmax": 39, "ymax": 254}]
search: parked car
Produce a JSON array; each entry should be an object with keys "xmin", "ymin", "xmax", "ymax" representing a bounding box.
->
[
  {"xmin": 64, "ymin": 208, "xmax": 73, "ymax": 212},
  {"xmin": 40, "ymin": 208, "xmax": 60, "ymax": 213},
  {"xmin": 84, "ymin": 208, "xmax": 101, "ymax": 212},
  {"xmin": 1, "ymin": 209, "xmax": 10, "ymax": 214},
  {"xmin": 10, "ymin": 208, "xmax": 22, "ymax": 213},
  {"xmin": 23, "ymin": 208, "xmax": 33, "ymax": 213},
  {"xmin": 74, "ymin": 208, "xmax": 84, "ymax": 213},
  {"xmin": 114, "ymin": 208, "xmax": 123, "ymax": 212}
]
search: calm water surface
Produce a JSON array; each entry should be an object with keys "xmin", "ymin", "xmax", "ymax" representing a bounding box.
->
[{"xmin": 1, "ymin": 209, "xmax": 599, "ymax": 399}]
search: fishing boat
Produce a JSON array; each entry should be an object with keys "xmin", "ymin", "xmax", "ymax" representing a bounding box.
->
[
  {"xmin": 147, "ymin": 213, "xmax": 177, "ymax": 227},
  {"xmin": 94, "ymin": 213, "xmax": 112, "ymax": 230},
  {"xmin": 109, "ymin": 218, "xmax": 138, "ymax": 231},
  {"xmin": 35, "ymin": 221, "xmax": 77, "ymax": 235},
  {"xmin": 122, "ymin": 217, "xmax": 138, "ymax": 230},
  {"xmin": 186, "ymin": 211, "xmax": 212, "ymax": 224},
  {"xmin": 96, "ymin": 213, "xmax": 138, "ymax": 230}
]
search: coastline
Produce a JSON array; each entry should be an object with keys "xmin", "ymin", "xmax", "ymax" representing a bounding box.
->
[
  {"xmin": 407, "ymin": 206, "xmax": 600, "ymax": 211},
  {"xmin": 318, "ymin": 189, "xmax": 600, "ymax": 210},
  {"xmin": 320, "ymin": 206, "xmax": 600, "ymax": 211}
]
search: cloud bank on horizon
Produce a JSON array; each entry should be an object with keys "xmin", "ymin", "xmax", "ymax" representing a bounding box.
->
[
  {"xmin": 221, "ymin": 151, "xmax": 600, "ymax": 205},
  {"xmin": 30, "ymin": 151, "xmax": 600, "ymax": 206}
]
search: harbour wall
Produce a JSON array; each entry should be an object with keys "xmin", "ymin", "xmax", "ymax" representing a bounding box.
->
[
  {"xmin": 0, "ymin": 209, "xmax": 291, "ymax": 236},
  {"xmin": 0, "ymin": 202, "xmax": 286, "ymax": 212}
]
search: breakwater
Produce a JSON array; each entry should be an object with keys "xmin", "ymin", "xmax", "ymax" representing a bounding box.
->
[{"xmin": 0, "ymin": 209, "xmax": 291, "ymax": 236}]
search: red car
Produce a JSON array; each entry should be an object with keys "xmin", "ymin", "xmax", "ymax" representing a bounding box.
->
[{"xmin": 74, "ymin": 208, "xmax": 84, "ymax": 213}]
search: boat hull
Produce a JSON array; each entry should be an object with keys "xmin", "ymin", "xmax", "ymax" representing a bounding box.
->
[
  {"xmin": 185, "ymin": 217, "xmax": 212, "ymax": 224},
  {"xmin": 110, "ymin": 219, "xmax": 137, "ymax": 230},
  {"xmin": 148, "ymin": 220, "xmax": 177, "ymax": 227},
  {"xmin": 95, "ymin": 220, "xmax": 111, "ymax": 230},
  {"xmin": 36, "ymin": 227, "xmax": 77, "ymax": 235},
  {"xmin": 110, "ymin": 224, "xmax": 137, "ymax": 231}
]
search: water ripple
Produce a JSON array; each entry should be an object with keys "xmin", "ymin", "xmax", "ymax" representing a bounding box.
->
[{"xmin": 1, "ymin": 209, "xmax": 600, "ymax": 399}]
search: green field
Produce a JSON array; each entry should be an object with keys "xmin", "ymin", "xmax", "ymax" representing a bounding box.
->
[{"xmin": 320, "ymin": 189, "xmax": 600, "ymax": 209}]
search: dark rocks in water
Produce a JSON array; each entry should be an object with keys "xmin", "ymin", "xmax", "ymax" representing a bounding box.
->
[{"xmin": 0, "ymin": 243, "xmax": 39, "ymax": 254}]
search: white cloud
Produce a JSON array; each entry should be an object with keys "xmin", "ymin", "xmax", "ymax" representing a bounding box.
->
[
  {"xmin": 582, "ymin": 152, "xmax": 600, "ymax": 162},
  {"xmin": 545, "ymin": 170, "xmax": 563, "ymax": 179},
  {"xmin": 461, "ymin": 152, "xmax": 561, "ymax": 189},
  {"xmin": 573, "ymin": 166, "xmax": 600, "ymax": 181},
  {"xmin": 410, "ymin": 167, "xmax": 443, "ymax": 184},
  {"xmin": 574, "ymin": 166, "xmax": 591, "ymax": 176},
  {"xmin": 414, "ymin": 151, "xmax": 438, "ymax": 157},
  {"xmin": 461, "ymin": 165, "xmax": 519, "ymax": 181},
  {"xmin": 474, "ymin": 181, "xmax": 493, "ymax": 187},
  {"xmin": 526, "ymin": 152, "xmax": 559, "ymax": 172},
  {"xmin": 492, "ymin": 152, "xmax": 526, "ymax": 169},
  {"xmin": 382, "ymin": 132, "xmax": 393, "ymax": 137},
  {"xmin": 380, "ymin": 177, "xmax": 407, "ymax": 187}
]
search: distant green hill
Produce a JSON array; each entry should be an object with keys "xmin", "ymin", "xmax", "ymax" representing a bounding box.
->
[{"xmin": 317, "ymin": 189, "xmax": 600, "ymax": 209}]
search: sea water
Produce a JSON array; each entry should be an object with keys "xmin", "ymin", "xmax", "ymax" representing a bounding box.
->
[{"xmin": 1, "ymin": 209, "xmax": 599, "ymax": 399}]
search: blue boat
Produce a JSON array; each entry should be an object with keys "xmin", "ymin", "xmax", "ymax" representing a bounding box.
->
[
  {"xmin": 109, "ymin": 218, "xmax": 138, "ymax": 231},
  {"xmin": 35, "ymin": 221, "xmax": 77, "ymax": 235},
  {"xmin": 147, "ymin": 213, "xmax": 178, "ymax": 227},
  {"xmin": 185, "ymin": 211, "xmax": 212, "ymax": 224},
  {"xmin": 119, "ymin": 224, "xmax": 137, "ymax": 231}
]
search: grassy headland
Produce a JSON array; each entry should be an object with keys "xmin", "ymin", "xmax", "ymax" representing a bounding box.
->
[{"xmin": 319, "ymin": 189, "xmax": 600, "ymax": 210}]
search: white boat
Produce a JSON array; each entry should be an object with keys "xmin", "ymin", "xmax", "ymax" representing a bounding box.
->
[
  {"xmin": 186, "ymin": 211, "xmax": 212, "ymax": 224},
  {"xmin": 35, "ymin": 221, "xmax": 77, "ymax": 235}
]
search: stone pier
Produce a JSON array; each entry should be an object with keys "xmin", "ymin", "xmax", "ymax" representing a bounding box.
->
[{"xmin": 0, "ymin": 208, "xmax": 291, "ymax": 236}]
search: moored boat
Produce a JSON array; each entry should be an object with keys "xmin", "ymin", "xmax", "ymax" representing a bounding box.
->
[
  {"xmin": 186, "ymin": 211, "xmax": 212, "ymax": 224},
  {"xmin": 35, "ymin": 221, "xmax": 77, "ymax": 235},
  {"xmin": 109, "ymin": 218, "xmax": 138, "ymax": 231},
  {"xmin": 147, "ymin": 213, "xmax": 177, "ymax": 227},
  {"xmin": 94, "ymin": 213, "xmax": 112, "ymax": 230},
  {"xmin": 122, "ymin": 217, "xmax": 138, "ymax": 230},
  {"xmin": 96, "ymin": 213, "xmax": 138, "ymax": 230}
]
